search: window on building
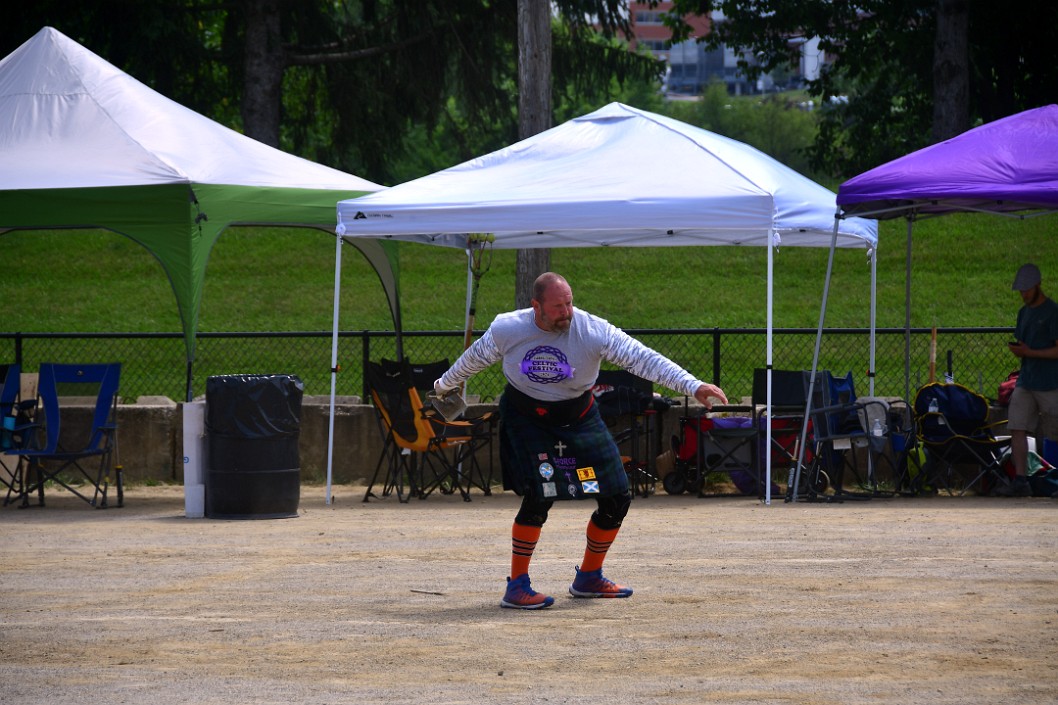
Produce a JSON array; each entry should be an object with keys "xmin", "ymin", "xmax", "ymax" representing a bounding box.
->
[{"xmin": 634, "ymin": 11, "xmax": 665, "ymax": 24}]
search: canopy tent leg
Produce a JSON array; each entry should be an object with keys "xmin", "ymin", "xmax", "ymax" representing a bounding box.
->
[
  {"xmin": 326, "ymin": 231, "xmax": 344, "ymax": 505},
  {"xmin": 793, "ymin": 214, "xmax": 842, "ymax": 500},
  {"xmin": 764, "ymin": 230, "xmax": 775, "ymax": 505},
  {"xmin": 869, "ymin": 245, "xmax": 878, "ymax": 396},
  {"xmin": 904, "ymin": 216, "xmax": 914, "ymax": 402},
  {"xmin": 185, "ymin": 359, "xmax": 193, "ymax": 403}
]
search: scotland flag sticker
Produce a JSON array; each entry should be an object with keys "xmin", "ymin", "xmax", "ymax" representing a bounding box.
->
[{"xmin": 581, "ymin": 480, "xmax": 600, "ymax": 494}]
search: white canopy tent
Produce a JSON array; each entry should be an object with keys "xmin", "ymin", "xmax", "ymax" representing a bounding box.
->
[{"xmin": 332, "ymin": 102, "xmax": 878, "ymax": 503}]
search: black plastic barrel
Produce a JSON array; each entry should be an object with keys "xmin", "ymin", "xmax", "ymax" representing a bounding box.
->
[{"xmin": 205, "ymin": 374, "xmax": 304, "ymax": 519}]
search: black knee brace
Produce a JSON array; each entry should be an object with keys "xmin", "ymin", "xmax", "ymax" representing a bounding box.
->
[
  {"xmin": 514, "ymin": 494, "xmax": 554, "ymax": 527},
  {"xmin": 591, "ymin": 490, "xmax": 632, "ymax": 530}
]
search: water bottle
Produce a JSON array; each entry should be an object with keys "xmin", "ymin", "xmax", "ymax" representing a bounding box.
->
[
  {"xmin": 928, "ymin": 397, "xmax": 945, "ymax": 425},
  {"xmin": 872, "ymin": 417, "xmax": 884, "ymax": 437}
]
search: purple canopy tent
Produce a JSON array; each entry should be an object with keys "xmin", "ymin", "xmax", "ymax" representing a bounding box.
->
[
  {"xmin": 839, "ymin": 104, "xmax": 1058, "ymax": 218},
  {"xmin": 792, "ymin": 105, "xmax": 1058, "ymax": 498}
]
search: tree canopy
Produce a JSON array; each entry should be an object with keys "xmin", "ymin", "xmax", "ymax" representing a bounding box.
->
[
  {"xmin": 1, "ymin": 1, "xmax": 661, "ymax": 185},
  {"xmin": 663, "ymin": 0, "xmax": 1058, "ymax": 176}
]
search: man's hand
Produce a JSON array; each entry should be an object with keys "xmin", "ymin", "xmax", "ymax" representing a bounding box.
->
[{"xmin": 694, "ymin": 383, "xmax": 728, "ymax": 409}]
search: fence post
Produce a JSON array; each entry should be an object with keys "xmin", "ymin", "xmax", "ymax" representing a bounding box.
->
[
  {"xmin": 712, "ymin": 328, "xmax": 721, "ymax": 386},
  {"xmin": 361, "ymin": 332, "xmax": 370, "ymax": 401}
]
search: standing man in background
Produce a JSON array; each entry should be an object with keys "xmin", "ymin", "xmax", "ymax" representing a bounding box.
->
[{"xmin": 1003, "ymin": 263, "xmax": 1058, "ymax": 497}]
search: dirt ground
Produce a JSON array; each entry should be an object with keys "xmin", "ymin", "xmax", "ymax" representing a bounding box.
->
[{"xmin": 1, "ymin": 483, "xmax": 1056, "ymax": 705}]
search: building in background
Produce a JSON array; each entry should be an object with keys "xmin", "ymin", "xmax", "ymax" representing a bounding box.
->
[{"xmin": 627, "ymin": 2, "xmax": 828, "ymax": 97}]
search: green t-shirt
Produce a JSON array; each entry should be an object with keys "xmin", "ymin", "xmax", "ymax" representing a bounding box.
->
[{"xmin": 1015, "ymin": 296, "xmax": 1058, "ymax": 391}]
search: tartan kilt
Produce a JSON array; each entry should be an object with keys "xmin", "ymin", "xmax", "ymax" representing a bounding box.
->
[{"xmin": 498, "ymin": 392, "xmax": 628, "ymax": 501}]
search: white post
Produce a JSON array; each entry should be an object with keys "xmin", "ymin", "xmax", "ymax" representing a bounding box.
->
[
  {"xmin": 326, "ymin": 232, "xmax": 344, "ymax": 505},
  {"xmin": 765, "ymin": 230, "xmax": 775, "ymax": 505},
  {"xmin": 182, "ymin": 401, "xmax": 206, "ymax": 518}
]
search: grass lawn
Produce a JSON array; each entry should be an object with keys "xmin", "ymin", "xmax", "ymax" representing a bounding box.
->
[{"xmin": 1, "ymin": 211, "xmax": 1052, "ymax": 335}]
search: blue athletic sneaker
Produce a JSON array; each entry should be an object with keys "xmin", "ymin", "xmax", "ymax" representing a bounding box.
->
[
  {"xmin": 500, "ymin": 574, "xmax": 555, "ymax": 610},
  {"xmin": 569, "ymin": 565, "xmax": 633, "ymax": 598}
]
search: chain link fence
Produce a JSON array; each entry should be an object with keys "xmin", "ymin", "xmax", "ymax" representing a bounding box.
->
[{"xmin": 2, "ymin": 327, "xmax": 1018, "ymax": 404}]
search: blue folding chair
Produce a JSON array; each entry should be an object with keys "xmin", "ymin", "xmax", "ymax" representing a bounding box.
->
[
  {"xmin": 802, "ymin": 370, "xmax": 897, "ymax": 501},
  {"xmin": 12, "ymin": 363, "xmax": 122, "ymax": 508}
]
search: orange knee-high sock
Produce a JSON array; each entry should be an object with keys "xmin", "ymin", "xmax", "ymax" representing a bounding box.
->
[
  {"xmin": 580, "ymin": 519, "xmax": 621, "ymax": 572},
  {"xmin": 510, "ymin": 522, "xmax": 542, "ymax": 579}
]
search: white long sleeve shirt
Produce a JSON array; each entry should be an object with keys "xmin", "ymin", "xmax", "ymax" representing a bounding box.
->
[{"xmin": 437, "ymin": 307, "xmax": 704, "ymax": 402}]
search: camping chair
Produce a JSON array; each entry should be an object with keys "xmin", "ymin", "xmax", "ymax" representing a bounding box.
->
[
  {"xmin": 363, "ymin": 359, "xmax": 492, "ymax": 503},
  {"xmin": 12, "ymin": 363, "xmax": 122, "ymax": 508},
  {"xmin": 405, "ymin": 357, "xmax": 497, "ymax": 496},
  {"xmin": 376, "ymin": 357, "xmax": 497, "ymax": 498},
  {"xmin": 886, "ymin": 399, "xmax": 926, "ymax": 495},
  {"xmin": 913, "ymin": 382, "xmax": 1011, "ymax": 495},
  {"xmin": 364, "ymin": 358, "xmax": 439, "ymax": 501},
  {"xmin": 801, "ymin": 371, "xmax": 894, "ymax": 501},
  {"xmin": 594, "ymin": 369, "xmax": 665, "ymax": 498},
  {"xmin": 752, "ymin": 368, "xmax": 813, "ymax": 499}
]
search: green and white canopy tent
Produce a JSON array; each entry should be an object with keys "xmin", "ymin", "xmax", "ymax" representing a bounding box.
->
[{"xmin": 0, "ymin": 27, "xmax": 399, "ymax": 400}]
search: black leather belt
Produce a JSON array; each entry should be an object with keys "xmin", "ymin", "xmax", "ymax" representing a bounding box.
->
[{"xmin": 503, "ymin": 385, "xmax": 594, "ymax": 427}]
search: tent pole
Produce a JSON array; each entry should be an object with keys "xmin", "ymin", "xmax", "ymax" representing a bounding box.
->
[
  {"xmin": 765, "ymin": 230, "xmax": 775, "ymax": 505},
  {"xmin": 794, "ymin": 213, "xmax": 842, "ymax": 499},
  {"xmin": 904, "ymin": 216, "xmax": 914, "ymax": 402},
  {"xmin": 185, "ymin": 359, "xmax": 193, "ymax": 403},
  {"xmin": 325, "ymin": 233, "xmax": 344, "ymax": 505},
  {"xmin": 869, "ymin": 246, "xmax": 878, "ymax": 396},
  {"xmin": 464, "ymin": 242, "xmax": 474, "ymax": 353}
]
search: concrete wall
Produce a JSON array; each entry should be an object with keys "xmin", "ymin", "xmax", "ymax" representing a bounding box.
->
[
  {"xmin": 50, "ymin": 397, "xmax": 696, "ymax": 486},
  {"xmin": 52, "ymin": 397, "xmax": 507, "ymax": 485}
]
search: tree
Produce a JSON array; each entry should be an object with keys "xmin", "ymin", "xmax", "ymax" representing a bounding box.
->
[
  {"xmin": 3, "ymin": 1, "xmax": 659, "ymax": 184},
  {"xmin": 663, "ymin": 0, "xmax": 1058, "ymax": 176},
  {"xmin": 232, "ymin": 0, "xmax": 660, "ymax": 183},
  {"xmin": 515, "ymin": 0, "xmax": 553, "ymax": 309},
  {"xmin": 932, "ymin": 0, "xmax": 969, "ymax": 143},
  {"xmin": 242, "ymin": 0, "xmax": 284, "ymax": 147}
]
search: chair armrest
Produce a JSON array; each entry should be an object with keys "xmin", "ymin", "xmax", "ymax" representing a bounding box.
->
[{"xmin": 421, "ymin": 408, "xmax": 494, "ymax": 428}]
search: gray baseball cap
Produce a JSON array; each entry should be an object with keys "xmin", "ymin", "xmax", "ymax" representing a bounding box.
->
[{"xmin": 1012, "ymin": 263, "xmax": 1041, "ymax": 291}]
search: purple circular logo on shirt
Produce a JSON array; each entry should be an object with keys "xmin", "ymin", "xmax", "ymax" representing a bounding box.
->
[{"xmin": 520, "ymin": 346, "xmax": 573, "ymax": 384}]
